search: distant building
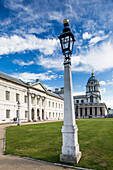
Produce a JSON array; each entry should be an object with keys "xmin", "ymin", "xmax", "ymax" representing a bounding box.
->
[
  {"xmin": 108, "ymin": 108, "xmax": 113, "ymax": 115},
  {"xmin": 0, "ymin": 72, "xmax": 64, "ymax": 124},
  {"xmin": 74, "ymin": 71, "xmax": 107, "ymax": 118}
]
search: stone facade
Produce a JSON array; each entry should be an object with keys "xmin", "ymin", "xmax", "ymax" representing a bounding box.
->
[
  {"xmin": 0, "ymin": 72, "xmax": 64, "ymax": 124},
  {"xmin": 74, "ymin": 71, "xmax": 107, "ymax": 118}
]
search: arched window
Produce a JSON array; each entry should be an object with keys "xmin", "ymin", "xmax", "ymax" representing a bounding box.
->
[{"xmin": 90, "ymin": 95, "xmax": 93, "ymax": 102}]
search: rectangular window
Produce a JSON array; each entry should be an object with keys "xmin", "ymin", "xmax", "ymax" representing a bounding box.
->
[
  {"xmin": 16, "ymin": 93, "xmax": 19, "ymax": 102},
  {"xmin": 24, "ymin": 95, "xmax": 28, "ymax": 103},
  {"xmin": 49, "ymin": 112, "xmax": 51, "ymax": 118},
  {"xmin": 61, "ymin": 104, "xmax": 63, "ymax": 109},
  {"xmin": 52, "ymin": 102, "xmax": 54, "ymax": 107},
  {"xmin": 37, "ymin": 98, "xmax": 39, "ymax": 105},
  {"xmin": 31, "ymin": 97, "xmax": 34, "ymax": 104},
  {"xmin": 56, "ymin": 103, "xmax": 57, "ymax": 108},
  {"xmin": 49, "ymin": 101, "xmax": 51, "ymax": 107},
  {"xmin": 42, "ymin": 100, "xmax": 44, "ymax": 106},
  {"xmin": 6, "ymin": 91, "xmax": 10, "ymax": 100},
  {"xmin": 6, "ymin": 110, "xmax": 10, "ymax": 118},
  {"xmin": 25, "ymin": 111, "xmax": 28, "ymax": 118},
  {"xmin": 59, "ymin": 103, "xmax": 60, "ymax": 108}
]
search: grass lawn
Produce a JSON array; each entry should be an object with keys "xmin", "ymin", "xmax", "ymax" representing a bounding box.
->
[{"xmin": 5, "ymin": 119, "xmax": 113, "ymax": 170}]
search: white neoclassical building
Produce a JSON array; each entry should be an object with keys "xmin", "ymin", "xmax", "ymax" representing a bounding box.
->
[
  {"xmin": 74, "ymin": 71, "xmax": 107, "ymax": 118},
  {"xmin": 0, "ymin": 72, "xmax": 64, "ymax": 124}
]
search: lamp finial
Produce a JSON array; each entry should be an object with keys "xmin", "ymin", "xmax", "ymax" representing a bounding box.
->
[{"xmin": 63, "ymin": 19, "xmax": 69, "ymax": 27}]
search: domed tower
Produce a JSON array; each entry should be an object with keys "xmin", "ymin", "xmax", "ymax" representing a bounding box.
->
[{"xmin": 86, "ymin": 70, "xmax": 101, "ymax": 103}]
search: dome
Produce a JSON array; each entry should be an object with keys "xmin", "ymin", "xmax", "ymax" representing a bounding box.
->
[{"xmin": 87, "ymin": 71, "xmax": 99, "ymax": 84}]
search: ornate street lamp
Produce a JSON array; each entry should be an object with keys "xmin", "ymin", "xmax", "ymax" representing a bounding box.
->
[
  {"xmin": 17, "ymin": 101, "xmax": 21, "ymax": 126},
  {"xmin": 58, "ymin": 19, "xmax": 81, "ymax": 163},
  {"xmin": 58, "ymin": 19, "xmax": 75, "ymax": 60}
]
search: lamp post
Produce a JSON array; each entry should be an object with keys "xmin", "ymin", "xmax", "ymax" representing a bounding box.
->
[
  {"xmin": 58, "ymin": 19, "xmax": 81, "ymax": 163},
  {"xmin": 17, "ymin": 101, "xmax": 21, "ymax": 126}
]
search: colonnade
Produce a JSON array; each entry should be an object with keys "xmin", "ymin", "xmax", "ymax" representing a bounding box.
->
[
  {"xmin": 77, "ymin": 106, "xmax": 105, "ymax": 118},
  {"xmin": 28, "ymin": 92, "xmax": 46, "ymax": 122}
]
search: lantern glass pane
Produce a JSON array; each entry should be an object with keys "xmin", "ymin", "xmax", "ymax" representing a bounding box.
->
[
  {"xmin": 62, "ymin": 36, "xmax": 69, "ymax": 50},
  {"xmin": 70, "ymin": 37, "xmax": 73, "ymax": 51}
]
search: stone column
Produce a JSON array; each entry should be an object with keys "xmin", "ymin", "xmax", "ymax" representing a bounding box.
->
[
  {"xmin": 87, "ymin": 107, "xmax": 90, "ymax": 118},
  {"xmin": 78, "ymin": 108, "xmax": 80, "ymax": 119},
  {"xmin": 60, "ymin": 62, "xmax": 81, "ymax": 164},
  {"xmin": 34, "ymin": 95, "xmax": 37, "ymax": 122},
  {"xmin": 92, "ymin": 107, "xmax": 95, "ymax": 118},
  {"xmin": 17, "ymin": 102, "xmax": 21, "ymax": 126},
  {"xmin": 39, "ymin": 96, "xmax": 42, "ymax": 120},
  {"xmin": 82, "ymin": 108, "xmax": 85, "ymax": 118},
  {"xmin": 54, "ymin": 112, "xmax": 56, "ymax": 119},
  {"xmin": 97, "ymin": 107, "xmax": 100, "ymax": 117},
  {"xmin": 44, "ymin": 97, "xmax": 46, "ymax": 120},
  {"xmin": 102, "ymin": 107, "xmax": 105, "ymax": 117},
  {"xmin": 28, "ymin": 90, "xmax": 31, "ymax": 122}
]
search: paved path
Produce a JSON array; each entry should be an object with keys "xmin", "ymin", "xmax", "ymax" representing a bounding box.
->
[{"xmin": 0, "ymin": 121, "xmax": 80, "ymax": 170}]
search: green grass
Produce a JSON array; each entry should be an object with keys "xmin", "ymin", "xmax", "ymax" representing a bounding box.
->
[{"xmin": 5, "ymin": 119, "xmax": 113, "ymax": 170}]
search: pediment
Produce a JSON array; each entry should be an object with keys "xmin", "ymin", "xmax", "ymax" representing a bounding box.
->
[{"xmin": 31, "ymin": 82, "xmax": 47, "ymax": 92}]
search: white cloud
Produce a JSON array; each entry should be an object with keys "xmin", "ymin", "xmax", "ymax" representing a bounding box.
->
[
  {"xmin": 37, "ymin": 55, "xmax": 63, "ymax": 70},
  {"xmin": 48, "ymin": 11, "xmax": 64, "ymax": 22},
  {"xmin": 13, "ymin": 59, "xmax": 34, "ymax": 66},
  {"xmin": 89, "ymin": 35, "xmax": 109, "ymax": 45},
  {"xmin": 72, "ymin": 40, "xmax": 113, "ymax": 73},
  {"xmin": 43, "ymin": 84, "xmax": 55, "ymax": 91},
  {"xmin": 82, "ymin": 32, "xmax": 92, "ymax": 39},
  {"xmin": 0, "ymin": 35, "xmax": 59, "ymax": 55},
  {"xmin": 73, "ymin": 92, "xmax": 85, "ymax": 96},
  {"xmin": 101, "ymin": 96, "xmax": 113, "ymax": 108},
  {"xmin": 28, "ymin": 28, "xmax": 46, "ymax": 34},
  {"xmin": 59, "ymin": 75, "xmax": 63, "ymax": 78},
  {"xmin": 99, "ymin": 81, "xmax": 106, "ymax": 86},
  {"xmin": 100, "ymin": 87, "xmax": 106, "ymax": 94},
  {"xmin": 107, "ymin": 79, "xmax": 113, "ymax": 85},
  {"xmin": 99, "ymin": 80, "xmax": 113, "ymax": 86},
  {"xmin": 12, "ymin": 71, "xmax": 58, "ymax": 82},
  {"xmin": 31, "ymin": 40, "xmax": 113, "ymax": 74}
]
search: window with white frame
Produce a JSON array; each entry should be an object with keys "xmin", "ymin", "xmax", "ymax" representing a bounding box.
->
[
  {"xmin": 6, "ymin": 91, "xmax": 10, "ymax": 100},
  {"xmin": 37, "ymin": 98, "xmax": 39, "ymax": 105},
  {"xmin": 49, "ymin": 112, "xmax": 51, "ymax": 117},
  {"xmin": 42, "ymin": 99, "xmax": 44, "ymax": 106},
  {"xmin": 24, "ymin": 95, "xmax": 28, "ymax": 103},
  {"xmin": 49, "ymin": 101, "xmax": 51, "ymax": 107},
  {"xmin": 6, "ymin": 110, "xmax": 10, "ymax": 118},
  {"xmin": 31, "ymin": 97, "xmax": 35, "ymax": 104},
  {"xmin": 52, "ymin": 102, "xmax": 54, "ymax": 107},
  {"xmin": 16, "ymin": 93, "xmax": 19, "ymax": 102},
  {"xmin": 25, "ymin": 111, "xmax": 28, "ymax": 118},
  {"xmin": 61, "ymin": 104, "xmax": 63, "ymax": 109}
]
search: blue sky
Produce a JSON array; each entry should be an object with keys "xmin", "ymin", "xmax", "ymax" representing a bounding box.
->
[{"xmin": 0, "ymin": 0, "xmax": 113, "ymax": 108}]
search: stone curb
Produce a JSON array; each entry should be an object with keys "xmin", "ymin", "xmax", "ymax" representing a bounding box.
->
[{"xmin": 7, "ymin": 155, "xmax": 93, "ymax": 170}]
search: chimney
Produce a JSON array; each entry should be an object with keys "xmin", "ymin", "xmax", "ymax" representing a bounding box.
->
[
  {"xmin": 61, "ymin": 87, "xmax": 64, "ymax": 92},
  {"xmin": 48, "ymin": 89, "xmax": 52, "ymax": 92},
  {"xmin": 55, "ymin": 88, "xmax": 59, "ymax": 92},
  {"xmin": 36, "ymin": 79, "xmax": 39, "ymax": 82}
]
